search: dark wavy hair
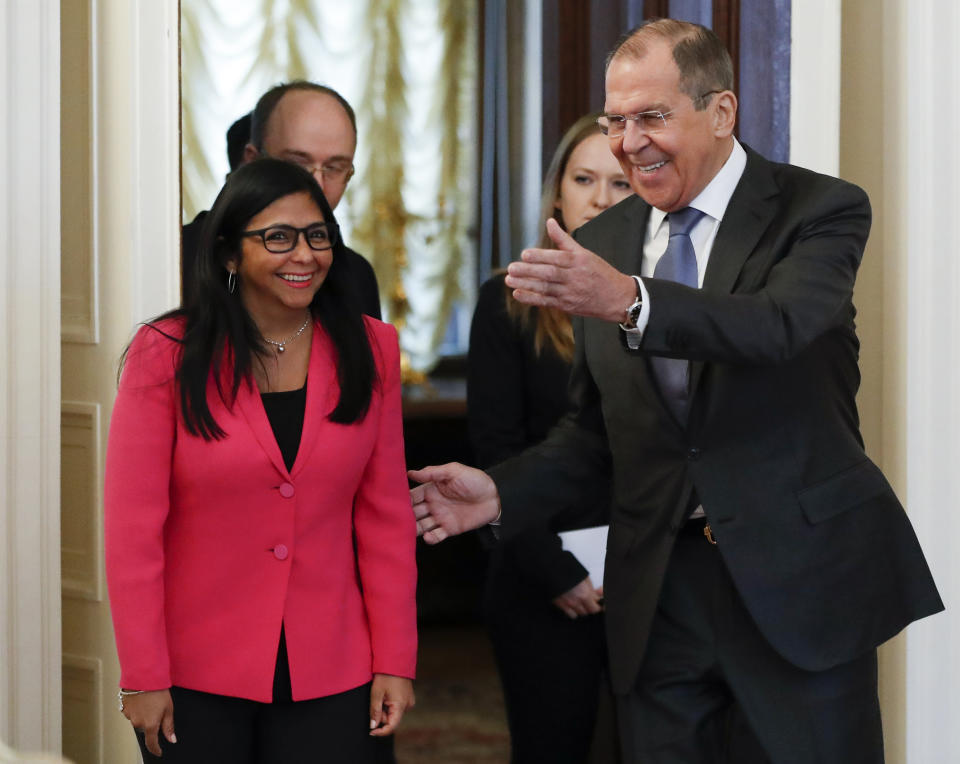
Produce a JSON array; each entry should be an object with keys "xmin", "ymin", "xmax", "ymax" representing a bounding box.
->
[{"xmin": 138, "ymin": 158, "xmax": 375, "ymax": 440}]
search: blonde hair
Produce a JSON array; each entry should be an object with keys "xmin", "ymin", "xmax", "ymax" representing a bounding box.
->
[{"xmin": 505, "ymin": 113, "xmax": 603, "ymax": 362}]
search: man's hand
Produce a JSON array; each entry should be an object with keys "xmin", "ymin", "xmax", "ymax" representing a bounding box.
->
[
  {"xmin": 120, "ymin": 689, "xmax": 176, "ymax": 757},
  {"xmin": 369, "ymin": 674, "xmax": 415, "ymax": 736},
  {"xmin": 409, "ymin": 463, "xmax": 501, "ymax": 544},
  {"xmin": 505, "ymin": 218, "xmax": 636, "ymax": 322},
  {"xmin": 552, "ymin": 577, "xmax": 604, "ymax": 619}
]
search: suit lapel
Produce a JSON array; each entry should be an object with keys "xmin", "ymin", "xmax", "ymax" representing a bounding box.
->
[
  {"xmin": 233, "ymin": 320, "xmax": 336, "ymax": 479},
  {"xmin": 601, "ymin": 199, "xmax": 683, "ymax": 420},
  {"xmin": 701, "ymin": 148, "xmax": 780, "ymax": 295},
  {"xmin": 598, "ymin": 196, "xmax": 652, "ymax": 273},
  {"xmin": 689, "ymin": 148, "xmax": 780, "ymax": 399},
  {"xmin": 291, "ymin": 323, "xmax": 337, "ymax": 477},
  {"xmin": 235, "ymin": 372, "xmax": 290, "ymax": 479}
]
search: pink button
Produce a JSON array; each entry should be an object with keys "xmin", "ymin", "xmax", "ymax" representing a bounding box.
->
[
  {"xmin": 273, "ymin": 544, "xmax": 289, "ymax": 561},
  {"xmin": 278, "ymin": 482, "xmax": 295, "ymax": 498}
]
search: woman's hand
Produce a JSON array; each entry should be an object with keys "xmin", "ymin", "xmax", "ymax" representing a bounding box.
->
[
  {"xmin": 369, "ymin": 674, "xmax": 415, "ymax": 736},
  {"xmin": 552, "ymin": 577, "xmax": 604, "ymax": 619},
  {"xmin": 120, "ymin": 689, "xmax": 176, "ymax": 756}
]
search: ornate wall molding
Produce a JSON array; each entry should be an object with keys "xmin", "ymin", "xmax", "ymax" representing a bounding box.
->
[
  {"xmin": 60, "ymin": 402, "xmax": 104, "ymax": 602},
  {"xmin": 0, "ymin": 0, "xmax": 63, "ymax": 751},
  {"xmin": 61, "ymin": 655, "xmax": 103, "ymax": 763}
]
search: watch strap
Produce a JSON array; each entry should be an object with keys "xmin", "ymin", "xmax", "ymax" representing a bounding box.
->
[{"xmin": 619, "ymin": 275, "xmax": 644, "ymax": 330}]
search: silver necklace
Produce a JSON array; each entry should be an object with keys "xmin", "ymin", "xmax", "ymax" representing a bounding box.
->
[{"xmin": 264, "ymin": 314, "xmax": 310, "ymax": 354}]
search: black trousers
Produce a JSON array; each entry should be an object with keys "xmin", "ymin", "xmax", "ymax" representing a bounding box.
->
[
  {"xmin": 136, "ymin": 682, "xmax": 395, "ymax": 764},
  {"xmin": 616, "ymin": 520, "xmax": 884, "ymax": 764},
  {"xmin": 485, "ymin": 572, "xmax": 617, "ymax": 763}
]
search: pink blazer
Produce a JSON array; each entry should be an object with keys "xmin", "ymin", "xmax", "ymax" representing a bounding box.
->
[{"xmin": 104, "ymin": 316, "xmax": 417, "ymax": 702}]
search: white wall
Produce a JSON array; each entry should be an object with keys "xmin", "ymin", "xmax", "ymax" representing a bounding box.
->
[
  {"xmin": 895, "ymin": 3, "xmax": 960, "ymax": 761},
  {"xmin": 837, "ymin": 0, "xmax": 960, "ymax": 761},
  {"xmin": 790, "ymin": 0, "xmax": 841, "ymax": 174}
]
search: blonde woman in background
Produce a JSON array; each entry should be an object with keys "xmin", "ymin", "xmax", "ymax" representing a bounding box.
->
[{"xmin": 467, "ymin": 114, "xmax": 632, "ymax": 763}]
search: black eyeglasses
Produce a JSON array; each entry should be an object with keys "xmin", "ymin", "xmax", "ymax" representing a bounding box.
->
[{"xmin": 242, "ymin": 223, "xmax": 339, "ymax": 253}]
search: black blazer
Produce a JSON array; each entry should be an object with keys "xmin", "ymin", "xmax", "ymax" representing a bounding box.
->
[
  {"xmin": 468, "ymin": 273, "xmax": 609, "ymax": 598},
  {"xmin": 181, "ymin": 210, "xmax": 382, "ymax": 318},
  {"xmin": 490, "ymin": 147, "xmax": 943, "ymax": 694}
]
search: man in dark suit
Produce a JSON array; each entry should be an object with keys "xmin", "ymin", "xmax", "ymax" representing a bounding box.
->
[
  {"xmin": 410, "ymin": 19, "xmax": 942, "ymax": 763},
  {"xmin": 182, "ymin": 82, "xmax": 381, "ymax": 317}
]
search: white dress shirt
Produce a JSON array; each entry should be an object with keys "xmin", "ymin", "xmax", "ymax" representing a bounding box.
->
[{"xmin": 623, "ymin": 138, "xmax": 747, "ymax": 345}]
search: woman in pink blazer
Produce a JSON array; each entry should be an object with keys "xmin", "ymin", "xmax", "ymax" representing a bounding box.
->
[{"xmin": 105, "ymin": 158, "xmax": 416, "ymax": 763}]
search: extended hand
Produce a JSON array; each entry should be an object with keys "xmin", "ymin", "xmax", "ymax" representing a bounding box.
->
[
  {"xmin": 369, "ymin": 674, "xmax": 415, "ymax": 736},
  {"xmin": 120, "ymin": 689, "xmax": 176, "ymax": 756},
  {"xmin": 505, "ymin": 218, "xmax": 636, "ymax": 322},
  {"xmin": 409, "ymin": 463, "xmax": 501, "ymax": 544},
  {"xmin": 552, "ymin": 577, "xmax": 604, "ymax": 619}
]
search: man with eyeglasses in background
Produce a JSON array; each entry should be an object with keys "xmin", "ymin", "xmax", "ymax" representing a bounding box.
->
[
  {"xmin": 181, "ymin": 81, "xmax": 381, "ymax": 318},
  {"xmin": 410, "ymin": 18, "xmax": 942, "ymax": 763}
]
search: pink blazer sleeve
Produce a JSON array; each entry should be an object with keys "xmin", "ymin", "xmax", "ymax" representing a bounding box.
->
[
  {"xmin": 104, "ymin": 323, "xmax": 180, "ymax": 690},
  {"xmin": 354, "ymin": 320, "xmax": 418, "ymax": 678}
]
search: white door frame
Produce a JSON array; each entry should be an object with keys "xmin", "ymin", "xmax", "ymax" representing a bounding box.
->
[
  {"xmin": 0, "ymin": 0, "xmax": 63, "ymax": 750},
  {"xmin": 1, "ymin": 0, "xmax": 179, "ymax": 751}
]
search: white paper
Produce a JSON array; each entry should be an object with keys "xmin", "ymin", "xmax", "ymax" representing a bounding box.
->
[{"xmin": 558, "ymin": 525, "xmax": 609, "ymax": 588}]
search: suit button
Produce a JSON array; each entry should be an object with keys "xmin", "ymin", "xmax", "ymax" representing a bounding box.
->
[
  {"xmin": 687, "ymin": 448, "xmax": 701, "ymax": 461},
  {"xmin": 278, "ymin": 482, "xmax": 295, "ymax": 498},
  {"xmin": 273, "ymin": 544, "xmax": 289, "ymax": 561}
]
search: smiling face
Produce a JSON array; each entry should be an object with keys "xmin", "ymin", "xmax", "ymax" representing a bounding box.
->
[
  {"xmin": 229, "ymin": 191, "xmax": 332, "ymax": 323},
  {"xmin": 604, "ymin": 41, "xmax": 736, "ymax": 212},
  {"xmin": 554, "ymin": 132, "xmax": 633, "ymax": 232}
]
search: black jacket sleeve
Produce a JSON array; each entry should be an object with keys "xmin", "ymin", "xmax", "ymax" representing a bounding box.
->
[
  {"xmin": 468, "ymin": 274, "xmax": 591, "ymax": 597},
  {"xmin": 341, "ymin": 246, "xmax": 382, "ymax": 320}
]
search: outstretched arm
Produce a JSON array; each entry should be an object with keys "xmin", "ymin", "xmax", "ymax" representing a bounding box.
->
[
  {"xmin": 505, "ymin": 218, "xmax": 636, "ymax": 323},
  {"xmin": 409, "ymin": 463, "xmax": 501, "ymax": 544}
]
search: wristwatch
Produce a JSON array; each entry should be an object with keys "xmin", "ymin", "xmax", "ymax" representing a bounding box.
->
[{"xmin": 619, "ymin": 275, "xmax": 644, "ymax": 330}]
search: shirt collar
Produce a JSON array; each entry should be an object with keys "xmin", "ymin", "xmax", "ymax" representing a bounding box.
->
[{"xmin": 648, "ymin": 138, "xmax": 747, "ymax": 232}]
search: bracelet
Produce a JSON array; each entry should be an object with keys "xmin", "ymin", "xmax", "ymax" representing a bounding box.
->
[{"xmin": 117, "ymin": 688, "xmax": 146, "ymax": 712}]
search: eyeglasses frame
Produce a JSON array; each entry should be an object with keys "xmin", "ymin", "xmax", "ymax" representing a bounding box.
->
[
  {"xmin": 241, "ymin": 223, "xmax": 340, "ymax": 254},
  {"xmin": 597, "ymin": 90, "xmax": 725, "ymax": 138},
  {"xmin": 262, "ymin": 152, "xmax": 355, "ymax": 184}
]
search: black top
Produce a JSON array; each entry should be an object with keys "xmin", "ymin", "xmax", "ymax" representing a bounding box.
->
[
  {"xmin": 261, "ymin": 383, "xmax": 307, "ymax": 472},
  {"xmin": 182, "ymin": 210, "xmax": 382, "ymax": 319},
  {"xmin": 260, "ymin": 382, "xmax": 306, "ymax": 703},
  {"xmin": 468, "ymin": 273, "xmax": 610, "ymax": 598}
]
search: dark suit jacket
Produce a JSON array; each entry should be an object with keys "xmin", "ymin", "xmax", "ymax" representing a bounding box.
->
[
  {"xmin": 490, "ymin": 147, "xmax": 943, "ymax": 695},
  {"xmin": 181, "ymin": 211, "xmax": 382, "ymax": 318}
]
